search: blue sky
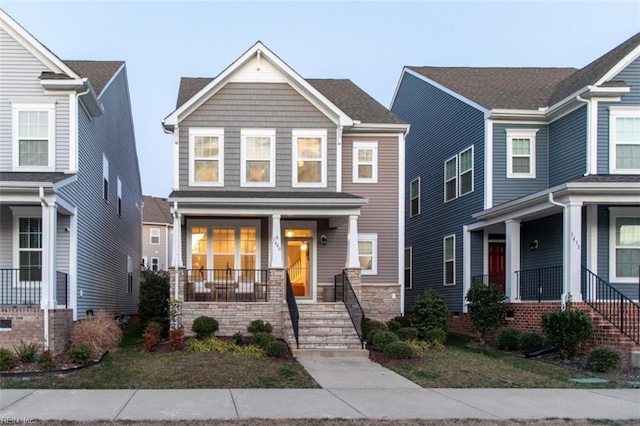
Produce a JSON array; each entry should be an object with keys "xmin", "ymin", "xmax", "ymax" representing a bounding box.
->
[{"xmin": 2, "ymin": 1, "xmax": 639, "ymax": 197}]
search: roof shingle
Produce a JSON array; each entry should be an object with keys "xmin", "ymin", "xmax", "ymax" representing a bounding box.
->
[
  {"xmin": 142, "ymin": 196, "xmax": 172, "ymax": 224},
  {"xmin": 64, "ymin": 61, "xmax": 124, "ymax": 96}
]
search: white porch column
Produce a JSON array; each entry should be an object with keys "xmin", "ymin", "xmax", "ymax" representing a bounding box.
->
[
  {"xmin": 462, "ymin": 225, "xmax": 471, "ymax": 313},
  {"xmin": 270, "ymin": 214, "xmax": 284, "ymax": 268},
  {"xmin": 41, "ymin": 202, "xmax": 58, "ymax": 309},
  {"xmin": 505, "ymin": 219, "xmax": 521, "ymax": 302},
  {"xmin": 346, "ymin": 215, "xmax": 360, "ymax": 268},
  {"xmin": 564, "ymin": 202, "xmax": 583, "ymax": 303}
]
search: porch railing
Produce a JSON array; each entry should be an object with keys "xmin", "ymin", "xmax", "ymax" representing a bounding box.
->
[
  {"xmin": 582, "ymin": 267, "xmax": 640, "ymax": 345},
  {"xmin": 516, "ymin": 266, "xmax": 563, "ymax": 302},
  {"xmin": 334, "ymin": 271, "xmax": 365, "ymax": 349},
  {"xmin": 183, "ymin": 269, "xmax": 268, "ymax": 302},
  {"xmin": 0, "ymin": 269, "xmax": 69, "ymax": 307},
  {"xmin": 285, "ymin": 271, "xmax": 299, "ymax": 349}
]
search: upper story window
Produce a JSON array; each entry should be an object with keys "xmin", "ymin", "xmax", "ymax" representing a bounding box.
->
[
  {"xmin": 459, "ymin": 146, "xmax": 474, "ymax": 196},
  {"xmin": 189, "ymin": 128, "xmax": 224, "ymax": 186},
  {"xmin": 444, "ymin": 155, "xmax": 457, "ymax": 202},
  {"xmin": 241, "ymin": 129, "xmax": 276, "ymax": 187},
  {"xmin": 358, "ymin": 234, "xmax": 378, "ymax": 275},
  {"xmin": 404, "ymin": 247, "xmax": 412, "ymax": 289},
  {"xmin": 609, "ymin": 107, "xmax": 640, "ymax": 174},
  {"xmin": 117, "ymin": 177, "xmax": 122, "ymax": 216},
  {"xmin": 410, "ymin": 178, "xmax": 420, "ymax": 217},
  {"xmin": 353, "ymin": 141, "xmax": 378, "ymax": 183},
  {"xmin": 443, "ymin": 234, "xmax": 455, "ymax": 285},
  {"xmin": 102, "ymin": 154, "xmax": 109, "ymax": 201},
  {"xmin": 150, "ymin": 228, "xmax": 160, "ymax": 245},
  {"xmin": 12, "ymin": 103, "xmax": 55, "ymax": 171},
  {"xmin": 292, "ymin": 129, "xmax": 327, "ymax": 188},
  {"xmin": 609, "ymin": 207, "xmax": 640, "ymax": 283},
  {"xmin": 506, "ymin": 129, "xmax": 538, "ymax": 178}
]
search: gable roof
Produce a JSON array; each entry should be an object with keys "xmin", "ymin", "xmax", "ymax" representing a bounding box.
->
[
  {"xmin": 142, "ymin": 195, "xmax": 172, "ymax": 224},
  {"xmin": 63, "ymin": 61, "xmax": 124, "ymax": 96}
]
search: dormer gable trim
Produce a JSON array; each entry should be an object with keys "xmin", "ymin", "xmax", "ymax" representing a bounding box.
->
[{"xmin": 596, "ymin": 43, "xmax": 640, "ymax": 86}]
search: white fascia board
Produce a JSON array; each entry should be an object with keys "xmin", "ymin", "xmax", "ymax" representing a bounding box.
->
[
  {"xmin": 143, "ymin": 221, "xmax": 173, "ymax": 226},
  {"xmin": 586, "ymin": 85, "xmax": 630, "ymax": 95},
  {"xmin": 489, "ymin": 109, "xmax": 547, "ymax": 120},
  {"xmin": 596, "ymin": 43, "xmax": 640, "ymax": 85},
  {"xmin": 169, "ymin": 196, "xmax": 368, "ymax": 208},
  {"xmin": 176, "ymin": 206, "xmax": 363, "ymax": 217},
  {"xmin": 98, "ymin": 63, "xmax": 126, "ymax": 99},
  {"xmin": 0, "ymin": 181, "xmax": 55, "ymax": 189},
  {"xmin": 40, "ymin": 79, "xmax": 86, "ymax": 90},
  {"xmin": 348, "ymin": 123, "xmax": 410, "ymax": 133},
  {"xmin": 389, "ymin": 68, "xmax": 407, "ymax": 110},
  {"xmin": 52, "ymin": 174, "xmax": 78, "ymax": 190}
]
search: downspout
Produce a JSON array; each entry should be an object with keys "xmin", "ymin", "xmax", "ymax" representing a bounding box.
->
[
  {"xmin": 39, "ymin": 187, "xmax": 50, "ymax": 352},
  {"xmin": 576, "ymin": 96, "xmax": 590, "ymax": 176},
  {"xmin": 548, "ymin": 192, "xmax": 568, "ymax": 310}
]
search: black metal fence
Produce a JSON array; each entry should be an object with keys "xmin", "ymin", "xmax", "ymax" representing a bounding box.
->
[
  {"xmin": 285, "ymin": 271, "xmax": 299, "ymax": 349},
  {"xmin": 0, "ymin": 269, "xmax": 68, "ymax": 306},
  {"xmin": 183, "ymin": 269, "xmax": 268, "ymax": 302},
  {"xmin": 335, "ymin": 271, "xmax": 365, "ymax": 349},
  {"xmin": 516, "ymin": 266, "xmax": 563, "ymax": 302}
]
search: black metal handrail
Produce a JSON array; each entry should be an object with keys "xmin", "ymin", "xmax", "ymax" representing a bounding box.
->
[
  {"xmin": 1, "ymin": 269, "xmax": 69, "ymax": 306},
  {"xmin": 582, "ymin": 267, "xmax": 640, "ymax": 345},
  {"xmin": 183, "ymin": 269, "xmax": 268, "ymax": 302},
  {"xmin": 516, "ymin": 266, "xmax": 563, "ymax": 302},
  {"xmin": 285, "ymin": 271, "xmax": 299, "ymax": 349},
  {"xmin": 335, "ymin": 271, "xmax": 365, "ymax": 349}
]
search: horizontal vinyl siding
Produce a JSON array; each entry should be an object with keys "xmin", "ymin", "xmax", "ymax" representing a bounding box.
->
[
  {"xmin": 549, "ymin": 106, "xmax": 587, "ymax": 187},
  {"xmin": 179, "ymin": 82, "xmax": 337, "ymax": 191},
  {"xmin": 391, "ymin": 72, "xmax": 485, "ymax": 312},
  {"xmin": 470, "ymin": 231, "xmax": 484, "ymax": 278},
  {"xmin": 520, "ymin": 213, "xmax": 563, "ymax": 271},
  {"xmin": 493, "ymin": 123, "xmax": 548, "ymax": 206},
  {"xmin": 56, "ymin": 215, "xmax": 70, "ymax": 274},
  {"xmin": 0, "ymin": 205, "xmax": 13, "ymax": 267}
]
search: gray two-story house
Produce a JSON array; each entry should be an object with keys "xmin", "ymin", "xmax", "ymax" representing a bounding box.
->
[
  {"xmin": 392, "ymin": 33, "xmax": 640, "ymax": 348},
  {"xmin": 163, "ymin": 42, "xmax": 408, "ymax": 354},
  {"xmin": 0, "ymin": 10, "xmax": 142, "ymax": 354},
  {"xmin": 142, "ymin": 195, "xmax": 173, "ymax": 272}
]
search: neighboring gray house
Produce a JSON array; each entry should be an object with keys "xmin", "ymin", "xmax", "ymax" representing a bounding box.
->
[
  {"xmin": 142, "ymin": 195, "xmax": 173, "ymax": 271},
  {"xmin": 163, "ymin": 42, "xmax": 408, "ymax": 354},
  {"xmin": 0, "ymin": 9, "xmax": 142, "ymax": 354}
]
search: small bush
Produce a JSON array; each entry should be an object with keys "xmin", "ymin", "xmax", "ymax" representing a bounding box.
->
[
  {"xmin": 247, "ymin": 320, "xmax": 273, "ymax": 334},
  {"xmin": 14, "ymin": 340, "xmax": 39, "ymax": 363},
  {"xmin": 396, "ymin": 327, "xmax": 419, "ymax": 341},
  {"xmin": 192, "ymin": 316, "xmax": 219, "ymax": 339},
  {"xmin": 391, "ymin": 315, "xmax": 412, "ymax": 328},
  {"xmin": 372, "ymin": 330, "xmax": 399, "ymax": 351},
  {"xmin": 169, "ymin": 327, "xmax": 185, "ymax": 351},
  {"xmin": 265, "ymin": 341, "xmax": 288, "ymax": 358},
  {"xmin": 363, "ymin": 319, "xmax": 388, "ymax": 342},
  {"xmin": 387, "ymin": 319, "xmax": 402, "ymax": 332},
  {"xmin": 252, "ymin": 332, "xmax": 275, "ymax": 349},
  {"xmin": 497, "ymin": 328, "xmax": 523, "ymax": 351},
  {"xmin": 67, "ymin": 344, "xmax": 93, "ymax": 365},
  {"xmin": 466, "ymin": 283, "xmax": 505, "ymax": 343},
  {"xmin": 586, "ymin": 348, "xmax": 621, "ymax": 373},
  {"xmin": 142, "ymin": 322, "xmax": 162, "ymax": 352},
  {"xmin": 39, "ymin": 349, "xmax": 54, "ymax": 370},
  {"xmin": 411, "ymin": 289, "xmax": 448, "ymax": 339},
  {"xmin": 139, "ymin": 271, "xmax": 170, "ymax": 334},
  {"xmin": 0, "ymin": 348, "xmax": 15, "ymax": 371},
  {"xmin": 71, "ymin": 311, "xmax": 123, "ymax": 357},
  {"xmin": 384, "ymin": 341, "xmax": 414, "ymax": 359},
  {"xmin": 232, "ymin": 331, "xmax": 244, "ymax": 346},
  {"xmin": 186, "ymin": 337, "xmax": 264, "ymax": 357},
  {"xmin": 423, "ymin": 327, "xmax": 447, "ymax": 347},
  {"xmin": 542, "ymin": 309, "xmax": 593, "ymax": 359},
  {"xmin": 519, "ymin": 332, "xmax": 546, "ymax": 353}
]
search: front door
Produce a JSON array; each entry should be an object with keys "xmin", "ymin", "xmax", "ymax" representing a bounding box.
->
[
  {"xmin": 488, "ymin": 242, "xmax": 506, "ymax": 293},
  {"xmin": 284, "ymin": 228, "xmax": 313, "ymax": 300}
]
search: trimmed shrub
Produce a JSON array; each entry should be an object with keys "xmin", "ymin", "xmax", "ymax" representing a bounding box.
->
[
  {"xmin": 586, "ymin": 348, "xmax": 621, "ymax": 373},
  {"xmin": 411, "ymin": 289, "xmax": 448, "ymax": 339},
  {"xmin": 396, "ymin": 327, "xmax": 419, "ymax": 341},
  {"xmin": 67, "ymin": 344, "xmax": 93, "ymax": 365},
  {"xmin": 423, "ymin": 327, "xmax": 447, "ymax": 347},
  {"xmin": 0, "ymin": 348, "xmax": 16, "ymax": 371},
  {"xmin": 192, "ymin": 316, "xmax": 219, "ymax": 339},
  {"xmin": 247, "ymin": 320, "xmax": 273, "ymax": 334},
  {"xmin": 542, "ymin": 309, "xmax": 593, "ymax": 359},
  {"xmin": 372, "ymin": 330, "xmax": 399, "ymax": 351},
  {"xmin": 364, "ymin": 318, "xmax": 388, "ymax": 342},
  {"xmin": 265, "ymin": 341, "xmax": 289, "ymax": 358},
  {"xmin": 13, "ymin": 340, "xmax": 39, "ymax": 363},
  {"xmin": 142, "ymin": 322, "xmax": 162, "ymax": 352},
  {"xmin": 387, "ymin": 319, "xmax": 402, "ymax": 332},
  {"xmin": 466, "ymin": 283, "xmax": 505, "ymax": 343},
  {"xmin": 391, "ymin": 315, "xmax": 412, "ymax": 328},
  {"xmin": 519, "ymin": 332, "xmax": 546, "ymax": 353},
  {"xmin": 186, "ymin": 337, "xmax": 264, "ymax": 358},
  {"xmin": 138, "ymin": 271, "xmax": 170, "ymax": 334},
  {"xmin": 252, "ymin": 332, "xmax": 275, "ymax": 349},
  {"xmin": 71, "ymin": 311, "xmax": 122, "ymax": 357},
  {"xmin": 384, "ymin": 341, "xmax": 414, "ymax": 359},
  {"xmin": 497, "ymin": 328, "xmax": 523, "ymax": 351},
  {"xmin": 232, "ymin": 331, "xmax": 244, "ymax": 346}
]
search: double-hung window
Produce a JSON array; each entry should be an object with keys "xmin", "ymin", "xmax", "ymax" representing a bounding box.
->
[
  {"xmin": 358, "ymin": 234, "xmax": 378, "ymax": 275},
  {"xmin": 609, "ymin": 208, "xmax": 640, "ymax": 283},
  {"xmin": 353, "ymin": 141, "xmax": 378, "ymax": 183},
  {"xmin": 151, "ymin": 257, "xmax": 159, "ymax": 272},
  {"xmin": 150, "ymin": 228, "xmax": 160, "ymax": 245},
  {"xmin": 292, "ymin": 129, "xmax": 327, "ymax": 187},
  {"xmin": 404, "ymin": 247, "xmax": 412, "ymax": 289},
  {"xmin": 459, "ymin": 146, "xmax": 473, "ymax": 195},
  {"xmin": 609, "ymin": 108, "xmax": 640, "ymax": 174},
  {"xmin": 190, "ymin": 128, "xmax": 224, "ymax": 186},
  {"xmin": 103, "ymin": 154, "xmax": 109, "ymax": 201},
  {"xmin": 444, "ymin": 156, "xmax": 457, "ymax": 202},
  {"xmin": 506, "ymin": 129, "xmax": 538, "ymax": 178},
  {"xmin": 18, "ymin": 217, "xmax": 42, "ymax": 282},
  {"xmin": 443, "ymin": 235, "xmax": 455, "ymax": 285},
  {"xmin": 12, "ymin": 103, "xmax": 55, "ymax": 171},
  {"xmin": 241, "ymin": 129, "xmax": 275, "ymax": 186},
  {"xmin": 117, "ymin": 177, "xmax": 122, "ymax": 216},
  {"xmin": 410, "ymin": 178, "xmax": 420, "ymax": 217}
]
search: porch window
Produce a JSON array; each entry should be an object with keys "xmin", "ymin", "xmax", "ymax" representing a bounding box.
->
[
  {"xmin": 610, "ymin": 208, "xmax": 640, "ymax": 282},
  {"xmin": 241, "ymin": 129, "xmax": 275, "ymax": 186},
  {"xmin": 358, "ymin": 234, "xmax": 378, "ymax": 275},
  {"xmin": 19, "ymin": 218, "xmax": 42, "ymax": 282},
  {"xmin": 444, "ymin": 155, "xmax": 457, "ymax": 202},
  {"xmin": 506, "ymin": 129, "xmax": 538, "ymax": 178},
  {"xmin": 444, "ymin": 235, "xmax": 455, "ymax": 285},
  {"xmin": 150, "ymin": 228, "xmax": 160, "ymax": 245},
  {"xmin": 609, "ymin": 108, "xmax": 640, "ymax": 174},
  {"xmin": 12, "ymin": 103, "xmax": 55, "ymax": 170},
  {"xmin": 405, "ymin": 247, "xmax": 412, "ymax": 289},
  {"xmin": 292, "ymin": 129, "xmax": 327, "ymax": 187},
  {"xmin": 189, "ymin": 128, "xmax": 224, "ymax": 186},
  {"xmin": 353, "ymin": 141, "xmax": 378, "ymax": 183},
  {"xmin": 410, "ymin": 177, "xmax": 420, "ymax": 217},
  {"xmin": 459, "ymin": 146, "xmax": 473, "ymax": 196}
]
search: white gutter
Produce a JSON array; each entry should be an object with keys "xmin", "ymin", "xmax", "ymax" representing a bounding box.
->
[
  {"xmin": 39, "ymin": 187, "xmax": 50, "ymax": 352},
  {"xmin": 547, "ymin": 192, "xmax": 568, "ymax": 311}
]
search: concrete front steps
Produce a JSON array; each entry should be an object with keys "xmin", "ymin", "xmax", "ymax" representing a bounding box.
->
[{"xmin": 284, "ymin": 302, "xmax": 368, "ymax": 358}]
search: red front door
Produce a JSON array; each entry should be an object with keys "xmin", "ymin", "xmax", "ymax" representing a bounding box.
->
[{"xmin": 488, "ymin": 242, "xmax": 506, "ymax": 293}]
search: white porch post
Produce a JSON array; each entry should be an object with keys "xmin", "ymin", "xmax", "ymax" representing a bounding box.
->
[
  {"xmin": 462, "ymin": 225, "xmax": 471, "ymax": 313},
  {"xmin": 505, "ymin": 219, "xmax": 521, "ymax": 302},
  {"xmin": 41, "ymin": 202, "xmax": 58, "ymax": 309},
  {"xmin": 270, "ymin": 214, "xmax": 284, "ymax": 268},
  {"xmin": 564, "ymin": 201, "xmax": 583, "ymax": 303},
  {"xmin": 346, "ymin": 215, "xmax": 359, "ymax": 268},
  {"xmin": 171, "ymin": 204, "xmax": 183, "ymax": 301}
]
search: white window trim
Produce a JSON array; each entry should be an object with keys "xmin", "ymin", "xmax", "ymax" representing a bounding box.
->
[
  {"xmin": 459, "ymin": 145, "xmax": 474, "ymax": 196},
  {"xmin": 444, "ymin": 154, "xmax": 458, "ymax": 203},
  {"xmin": 506, "ymin": 129, "xmax": 538, "ymax": 178},
  {"xmin": 444, "ymin": 234, "xmax": 455, "ymax": 286},
  {"xmin": 10, "ymin": 207, "xmax": 42, "ymax": 285},
  {"xmin": 12, "ymin": 102, "xmax": 56, "ymax": 171},
  {"xmin": 142, "ymin": 256, "xmax": 148, "ymax": 268},
  {"xmin": 240, "ymin": 128, "xmax": 276, "ymax": 187},
  {"xmin": 150, "ymin": 228, "xmax": 160, "ymax": 245},
  {"xmin": 352, "ymin": 141, "xmax": 378, "ymax": 183},
  {"xmin": 609, "ymin": 207, "xmax": 640, "ymax": 283},
  {"xmin": 117, "ymin": 177, "xmax": 122, "ymax": 216},
  {"xmin": 102, "ymin": 154, "xmax": 109, "ymax": 201},
  {"xmin": 410, "ymin": 177, "xmax": 420, "ymax": 217},
  {"xmin": 609, "ymin": 107, "xmax": 640, "ymax": 175},
  {"xmin": 358, "ymin": 233, "xmax": 378, "ymax": 275},
  {"xmin": 405, "ymin": 247, "xmax": 413, "ymax": 289},
  {"xmin": 292, "ymin": 129, "xmax": 327, "ymax": 188},
  {"xmin": 189, "ymin": 127, "xmax": 225, "ymax": 187}
]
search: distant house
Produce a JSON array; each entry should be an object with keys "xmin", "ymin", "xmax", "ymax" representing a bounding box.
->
[
  {"xmin": 142, "ymin": 196, "xmax": 173, "ymax": 271},
  {"xmin": 0, "ymin": 10, "xmax": 142, "ymax": 354},
  {"xmin": 163, "ymin": 42, "xmax": 408, "ymax": 354},
  {"xmin": 391, "ymin": 33, "xmax": 640, "ymax": 348}
]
